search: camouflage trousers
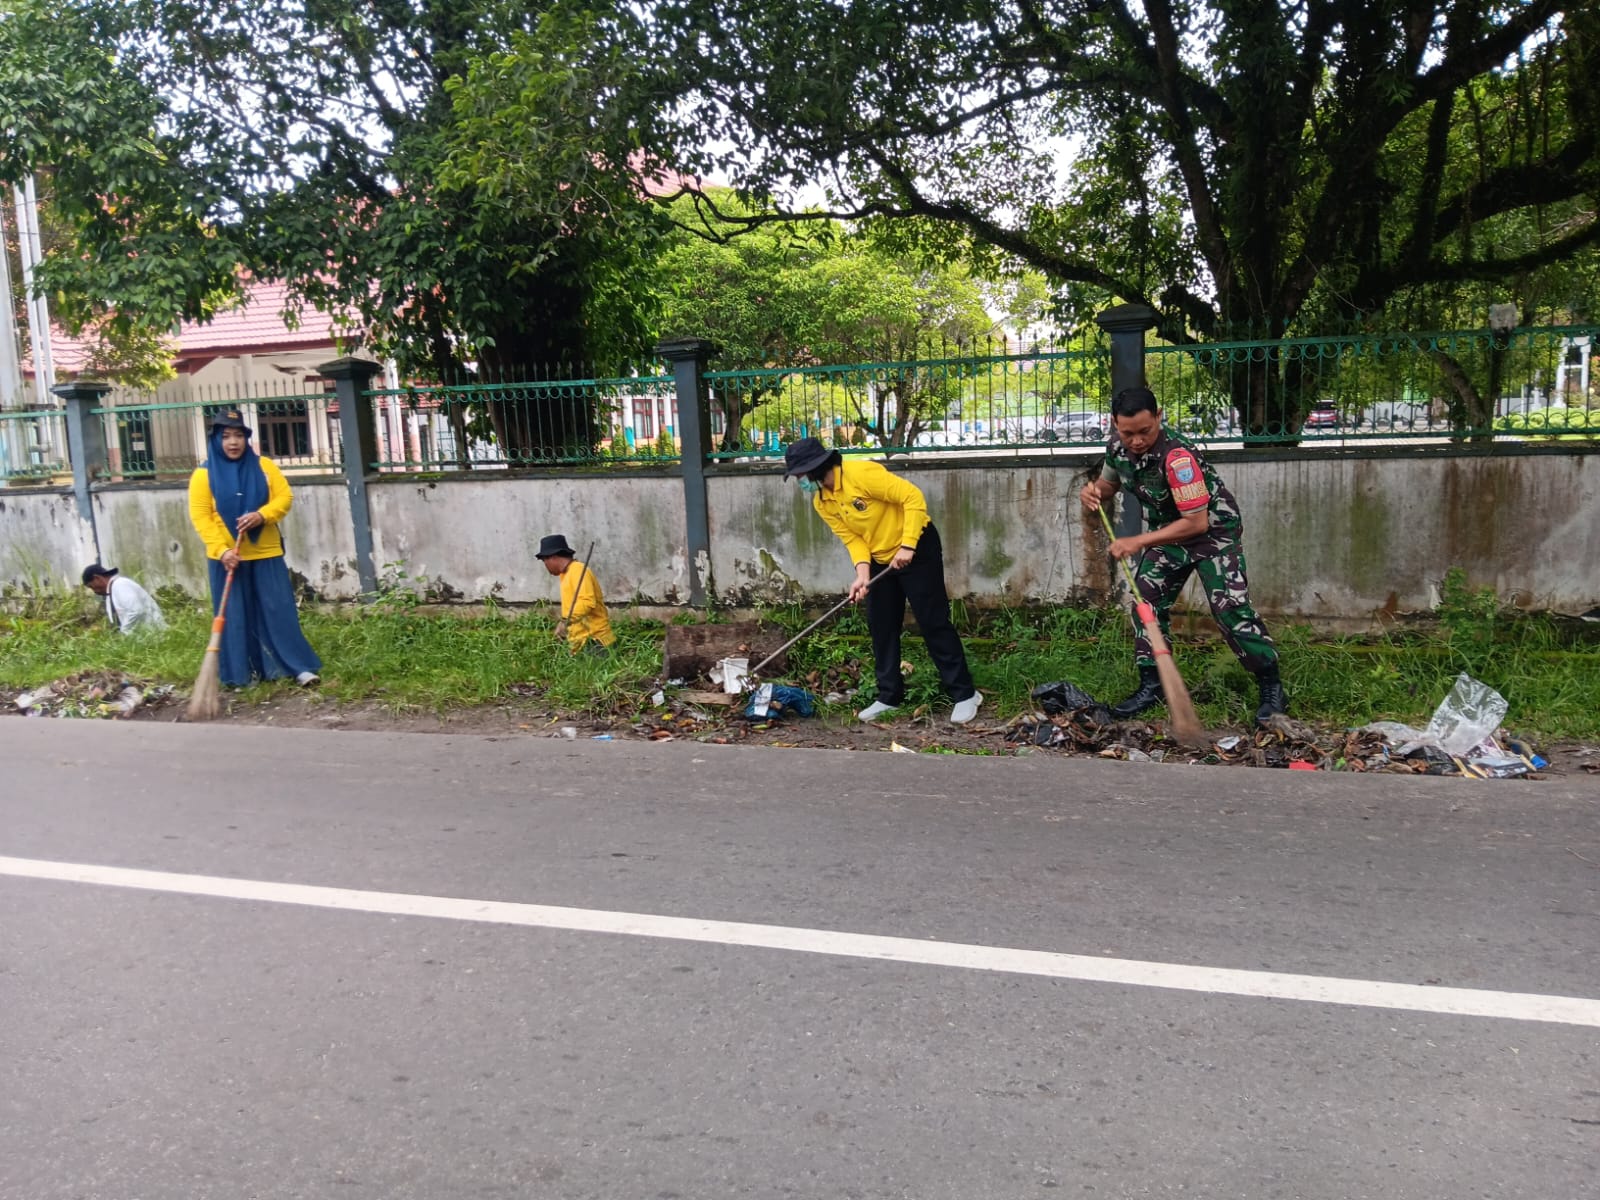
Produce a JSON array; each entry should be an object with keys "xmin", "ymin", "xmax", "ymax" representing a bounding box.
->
[{"xmin": 1130, "ymin": 531, "xmax": 1278, "ymax": 674}]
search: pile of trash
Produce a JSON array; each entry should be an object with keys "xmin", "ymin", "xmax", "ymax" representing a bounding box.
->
[
  {"xmin": 1359, "ymin": 673, "xmax": 1547, "ymax": 778},
  {"xmin": 1003, "ymin": 673, "xmax": 1548, "ymax": 778},
  {"xmin": 11, "ymin": 671, "xmax": 176, "ymax": 720}
]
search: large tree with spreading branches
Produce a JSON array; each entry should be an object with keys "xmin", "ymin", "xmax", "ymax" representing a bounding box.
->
[
  {"xmin": 468, "ymin": 0, "xmax": 1599, "ymax": 434},
  {"xmin": 2, "ymin": 0, "xmax": 674, "ymax": 457}
]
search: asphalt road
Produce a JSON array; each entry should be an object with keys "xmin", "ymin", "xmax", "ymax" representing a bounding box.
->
[{"xmin": 3, "ymin": 720, "xmax": 1597, "ymax": 1200}]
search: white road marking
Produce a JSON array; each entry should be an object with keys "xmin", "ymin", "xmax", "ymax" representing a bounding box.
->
[{"xmin": 4, "ymin": 854, "xmax": 1598, "ymax": 1028}]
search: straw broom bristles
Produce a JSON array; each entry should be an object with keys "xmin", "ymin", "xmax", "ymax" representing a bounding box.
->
[
  {"xmin": 187, "ymin": 534, "xmax": 242, "ymax": 722},
  {"xmin": 1097, "ymin": 505, "xmax": 1206, "ymax": 747}
]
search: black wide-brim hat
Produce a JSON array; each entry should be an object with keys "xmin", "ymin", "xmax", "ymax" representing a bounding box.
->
[
  {"xmin": 536, "ymin": 534, "xmax": 576, "ymax": 560},
  {"xmin": 782, "ymin": 437, "xmax": 831, "ymax": 478},
  {"xmin": 209, "ymin": 409, "xmax": 253, "ymax": 436}
]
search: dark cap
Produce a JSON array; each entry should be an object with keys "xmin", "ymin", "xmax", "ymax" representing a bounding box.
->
[
  {"xmin": 209, "ymin": 409, "xmax": 253, "ymax": 436},
  {"xmin": 81, "ymin": 563, "xmax": 118, "ymax": 586},
  {"xmin": 535, "ymin": 534, "xmax": 576, "ymax": 560},
  {"xmin": 782, "ymin": 437, "xmax": 832, "ymax": 479}
]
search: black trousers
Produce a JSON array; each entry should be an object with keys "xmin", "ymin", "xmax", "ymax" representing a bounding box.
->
[{"xmin": 866, "ymin": 523, "xmax": 976, "ymax": 706}]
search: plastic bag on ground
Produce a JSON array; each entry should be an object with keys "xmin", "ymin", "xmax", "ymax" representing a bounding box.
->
[
  {"xmin": 1030, "ymin": 680, "xmax": 1113, "ymax": 725},
  {"xmin": 1363, "ymin": 673, "xmax": 1508, "ymax": 757},
  {"xmin": 742, "ymin": 684, "xmax": 816, "ymax": 720}
]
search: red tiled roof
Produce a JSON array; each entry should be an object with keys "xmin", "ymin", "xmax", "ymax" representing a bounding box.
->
[
  {"xmin": 38, "ymin": 279, "xmax": 349, "ymax": 376},
  {"xmin": 178, "ymin": 281, "xmax": 347, "ymax": 351}
]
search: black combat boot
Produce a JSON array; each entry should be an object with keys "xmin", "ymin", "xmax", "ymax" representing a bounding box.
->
[
  {"xmin": 1254, "ymin": 667, "xmax": 1288, "ymax": 724},
  {"xmin": 1110, "ymin": 666, "xmax": 1164, "ymax": 719}
]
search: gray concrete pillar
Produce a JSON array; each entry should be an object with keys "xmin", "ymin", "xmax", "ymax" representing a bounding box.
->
[
  {"xmin": 319, "ymin": 356, "xmax": 383, "ymax": 597},
  {"xmin": 53, "ymin": 379, "xmax": 111, "ymax": 535},
  {"xmin": 1094, "ymin": 304, "xmax": 1160, "ymax": 540},
  {"xmin": 655, "ymin": 338, "xmax": 719, "ymax": 608}
]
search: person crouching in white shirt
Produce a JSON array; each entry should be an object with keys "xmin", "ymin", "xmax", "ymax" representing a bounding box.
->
[{"xmin": 81, "ymin": 563, "xmax": 166, "ymax": 634}]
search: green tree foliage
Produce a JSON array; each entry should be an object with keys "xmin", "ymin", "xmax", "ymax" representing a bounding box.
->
[
  {"xmin": 519, "ymin": 0, "xmax": 1598, "ymax": 434},
  {"xmin": 2, "ymin": 0, "xmax": 672, "ymax": 456},
  {"xmin": 0, "ymin": 2, "xmax": 234, "ymax": 381},
  {"xmin": 652, "ymin": 190, "xmax": 994, "ymax": 450}
]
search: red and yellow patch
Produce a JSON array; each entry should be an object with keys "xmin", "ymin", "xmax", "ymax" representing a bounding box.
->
[{"xmin": 1165, "ymin": 449, "xmax": 1209, "ymax": 510}]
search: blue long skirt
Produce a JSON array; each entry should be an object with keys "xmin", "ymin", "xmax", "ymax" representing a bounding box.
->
[{"xmin": 208, "ymin": 555, "xmax": 322, "ymax": 687}]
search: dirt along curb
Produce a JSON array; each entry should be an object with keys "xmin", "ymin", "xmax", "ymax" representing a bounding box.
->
[{"xmin": 6, "ymin": 671, "xmax": 1595, "ymax": 781}]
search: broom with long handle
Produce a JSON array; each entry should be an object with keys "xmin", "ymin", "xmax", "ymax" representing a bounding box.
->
[
  {"xmin": 555, "ymin": 541, "xmax": 596, "ymax": 648},
  {"xmin": 187, "ymin": 529, "xmax": 244, "ymax": 721},
  {"xmin": 747, "ymin": 569, "xmax": 887, "ymax": 681},
  {"xmin": 1097, "ymin": 503, "xmax": 1205, "ymax": 746}
]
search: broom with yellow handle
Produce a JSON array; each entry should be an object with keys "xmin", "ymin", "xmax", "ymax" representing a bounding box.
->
[
  {"xmin": 187, "ymin": 530, "xmax": 244, "ymax": 721},
  {"xmin": 1098, "ymin": 504, "xmax": 1205, "ymax": 746}
]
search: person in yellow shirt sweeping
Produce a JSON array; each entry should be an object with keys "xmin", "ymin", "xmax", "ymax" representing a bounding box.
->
[
  {"xmin": 537, "ymin": 534, "xmax": 615, "ymax": 654},
  {"xmin": 187, "ymin": 410, "xmax": 321, "ymax": 688},
  {"xmin": 782, "ymin": 437, "xmax": 981, "ymax": 724}
]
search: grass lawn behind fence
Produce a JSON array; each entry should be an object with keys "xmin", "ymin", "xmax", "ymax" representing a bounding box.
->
[{"xmin": 4, "ymin": 582, "xmax": 1598, "ymax": 742}]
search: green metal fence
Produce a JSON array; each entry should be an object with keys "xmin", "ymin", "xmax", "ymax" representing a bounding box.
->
[
  {"xmin": 1145, "ymin": 326, "xmax": 1600, "ymax": 442},
  {"xmin": 91, "ymin": 387, "xmax": 341, "ymax": 479},
  {"xmin": 39, "ymin": 324, "xmax": 1599, "ymax": 486},
  {"xmin": 0, "ymin": 408, "xmax": 70, "ymax": 484},
  {"xmin": 365, "ymin": 371, "xmax": 679, "ymax": 469},
  {"xmin": 703, "ymin": 340, "xmax": 1114, "ymax": 460}
]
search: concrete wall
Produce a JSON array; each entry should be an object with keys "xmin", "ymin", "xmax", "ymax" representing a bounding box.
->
[
  {"xmin": 707, "ymin": 461, "xmax": 1111, "ymax": 606},
  {"xmin": 5, "ymin": 448, "xmax": 1597, "ymax": 619},
  {"xmin": 365, "ymin": 473, "xmax": 689, "ymax": 604},
  {"xmin": 0, "ymin": 488, "xmax": 97, "ymax": 592},
  {"xmin": 91, "ymin": 477, "xmax": 362, "ymax": 601},
  {"xmin": 1232, "ymin": 452, "xmax": 1600, "ymax": 616}
]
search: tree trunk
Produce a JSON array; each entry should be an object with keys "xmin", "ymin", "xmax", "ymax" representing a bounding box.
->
[{"xmin": 1431, "ymin": 349, "xmax": 1497, "ymax": 445}]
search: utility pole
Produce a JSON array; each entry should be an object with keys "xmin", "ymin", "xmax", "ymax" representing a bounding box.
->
[
  {"xmin": 13, "ymin": 176, "xmax": 55, "ymax": 399},
  {"xmin": 0, "ymin": 193, "xmax": 24, "ymax": 407}
]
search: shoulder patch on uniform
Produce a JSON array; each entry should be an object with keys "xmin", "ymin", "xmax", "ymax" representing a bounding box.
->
[{"xmin": 1165, "ymin": 449, "xmax": 1198, "ymax": 486}]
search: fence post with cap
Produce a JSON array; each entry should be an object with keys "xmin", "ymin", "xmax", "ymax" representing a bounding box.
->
[
  {"xmin": 1094, "ymin": 303, "xmax": 1160, "ymax": 543},
  {"xmin": 655, "ymin": 337, "xmax": 719, "ymax": 608},
  {"xmin": 53, "ymin": 378, "xmax": 111, "ymax": 557},
  {"xmin": 319, "ymin": 355, "xmax": 383, "ymax": 598}
]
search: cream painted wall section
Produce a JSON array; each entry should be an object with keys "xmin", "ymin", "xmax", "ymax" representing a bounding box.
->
[
  {"xmin": 705, "ymin": 461, "xmax": 1113, "ymax": 606},
  {"xmin": 365, "ymin": 474, "xmax": 690, "ymax": 605},
  {"xmin": 0, "ymin": 488, "xmax": 98, "ymax": 591},
  {"xmin": 86, "ymin": 478, "xmax": 360, "ymax": 600},
  {"xmin": 6, "ymin": 452, "xmax": 1599, "ymax": 617},
  {"xmin": 705, "ymin": 453, "xmax": 1600, "ymax": 618}
]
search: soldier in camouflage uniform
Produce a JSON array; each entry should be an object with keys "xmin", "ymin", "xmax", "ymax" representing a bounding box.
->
[{"xmin": 1080, "ymin": 386, "xmax": 1286, "ymax": 724}]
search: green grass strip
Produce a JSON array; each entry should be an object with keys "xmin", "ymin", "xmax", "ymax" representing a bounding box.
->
[{"xmin": 3, "ymin": 592, "xmax": 1598, "ymax": 740}]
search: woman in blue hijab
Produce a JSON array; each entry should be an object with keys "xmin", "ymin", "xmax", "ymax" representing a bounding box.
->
[{"xmin": 187, "ymin": 409, "xmax": 322, "ymax": 688}]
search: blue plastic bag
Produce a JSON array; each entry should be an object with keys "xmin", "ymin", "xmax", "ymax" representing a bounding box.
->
[{"xmin": 742, "ymin": 683, "xmax": 816, "ymax": 720}]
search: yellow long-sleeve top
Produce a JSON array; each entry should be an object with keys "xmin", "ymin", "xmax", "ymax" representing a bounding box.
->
[
  {"xmin": 812, "ymin": 459, "xmax": 931, "ymax": 566},
  {"xmin": 559, "ymin": 560, "xmax": 615, "ymax": 650},
  {"xmin": 188, "ymin": 458, "xmax": 294, "ymax": 560}
]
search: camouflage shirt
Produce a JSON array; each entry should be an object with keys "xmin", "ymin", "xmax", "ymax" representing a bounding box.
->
[{"xmin": 1100, "ymin": 425, "xmax": 1242, "ymax": 535}]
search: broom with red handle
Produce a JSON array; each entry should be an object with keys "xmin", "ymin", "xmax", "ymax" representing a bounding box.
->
[
  {"xmin": 187, "ymin": 530, "xmax": 244, "ymax": 721},
  {"xmin": 1097, "ymin": 504, "xmax": 1205, "ymax": 746}
]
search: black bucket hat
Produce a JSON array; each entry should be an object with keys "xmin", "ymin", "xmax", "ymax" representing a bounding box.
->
[
  {"xmin": 81, "ymin": 562, "xmax": 119, "ymax": 586},
  {"xmin": 782, "ymin": 437, "xmax": 832, "ymax": 479},
  {"xmin": 209, "ymin": 409, "xmax": 253, "ymax": 436},
  {"xmin": 535, "ymin": 534, "xmax": 576, "ymax": 560}
]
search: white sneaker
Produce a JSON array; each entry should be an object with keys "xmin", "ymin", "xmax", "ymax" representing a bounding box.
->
[
  {"xmin": 296, "ymin": 671, "xmax": 321, "ymax": 686},
  {"xmin": 857, "ymin": 700, "xmax": 899, "ymax": 722},
  {"xmin": 950, "ymin": 692, "xmax": 983, "ymax": 724}
]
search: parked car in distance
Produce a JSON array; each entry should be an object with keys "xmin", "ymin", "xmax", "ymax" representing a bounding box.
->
[
  {"xmin": 1178, "ymin": 410, "xmax": 1241, "ymax": 437},
  {"xmin": 1303, "ymin": 403, "xmax": 1339, "ymax": 431},
  {"xmin": 1039, "ymin": 411, "xmax": 1106, "ymax": 442}
]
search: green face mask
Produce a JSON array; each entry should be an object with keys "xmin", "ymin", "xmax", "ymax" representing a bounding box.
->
[{"xmin": 797, "ymin": 478, "xmax": 821, "ymax": 495}]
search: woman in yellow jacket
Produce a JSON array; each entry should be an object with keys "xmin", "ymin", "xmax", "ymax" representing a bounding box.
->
[
  {"xmin": 188, "ymin": 410, "xmax": 321, "ymax": 688},
  {"xmin": 783, "ymin": 437, "xmax": 981, "ymax": 724}
]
